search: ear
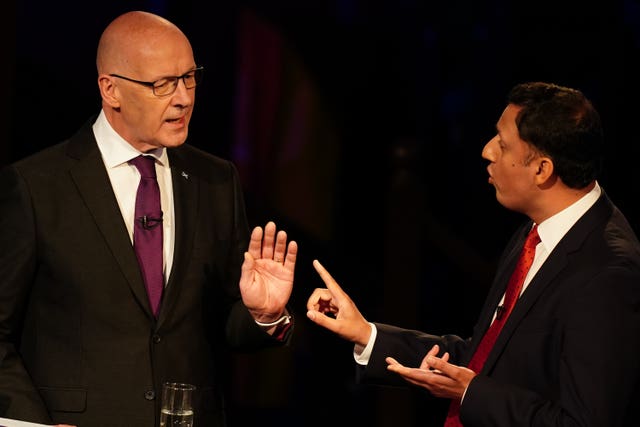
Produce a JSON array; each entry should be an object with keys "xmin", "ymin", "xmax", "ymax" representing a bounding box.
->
[
  {"xmin": 97, "ymin": 74, "xmax": 121, "ymax": 108},
  {"xmin": 533, "ymin": 156, "xmax": 554, "ymax": 185}
]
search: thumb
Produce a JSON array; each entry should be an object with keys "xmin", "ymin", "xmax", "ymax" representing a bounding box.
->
[
  {"xmin": 306, "ymin": 309, "xmax": 339, "ymax": 334},
  {"xmin": 238, "ymin": 252, "xmax": 255, "ymax": 291},
  {"xmin": 241, "ymin": 251, "xmax": 254, "ymax": 275}
]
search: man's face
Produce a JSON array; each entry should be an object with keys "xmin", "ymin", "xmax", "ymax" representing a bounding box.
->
[
  {"xmin": 481, "ymin": 104, "xmax": 541, "ymax": 214},
  {"xmin": 108, "ymin": 35, "xmax": 197, "ymax": 153}
]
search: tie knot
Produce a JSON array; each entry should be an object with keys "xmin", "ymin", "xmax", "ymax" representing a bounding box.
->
[
  {"xmin": 525, "ymin": 225, "xmax": 541, "ymax": 250},
  {"xmin": 129, "ymin": 155, "xmax": 157, "ymax": 178}
]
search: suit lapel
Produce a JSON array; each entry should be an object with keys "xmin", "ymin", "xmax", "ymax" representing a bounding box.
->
[
  {"xmin": 66, "ymin": 120, "xmax": 154, "ymax": 318},
  {"xmin": 466, "ymin": 226, "xmax": 530, "ymax": 360},
  {"xmin": 157, "ymin": 150, "xmax": 199, "ymax": 324},
  {"xmin": 481, "ymin": 193, "xmax": 612, "ymax": 372}
]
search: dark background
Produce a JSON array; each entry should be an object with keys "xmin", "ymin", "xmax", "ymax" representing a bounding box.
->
[{"xmin": 2, "ymin": 1, "xmax": 638, "ymax": 426}]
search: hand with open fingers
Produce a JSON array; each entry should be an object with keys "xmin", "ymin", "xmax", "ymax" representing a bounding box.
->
[
  {"xmin": 239, "ymin": 221, "xmax": 298, "ymax": 323},
  {"xmin": 386, "ymin": 350, "xmax": 476, "ymax": 400},
  {"xmin": 418, "ymin": 344, "xmax": 449, "ymax": 371},
  {"xmin": 306, "ymin": 259, "xmax": 372, "ymax": 346}
]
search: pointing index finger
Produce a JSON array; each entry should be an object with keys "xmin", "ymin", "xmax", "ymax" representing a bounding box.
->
[{"xmin": 312, "ymin": 259, "xmax": 347, "ymax": 297}]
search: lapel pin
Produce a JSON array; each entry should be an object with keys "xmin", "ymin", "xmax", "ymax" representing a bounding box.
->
[{"xmin": 181, "ymin": 171, "xmax": 189, "ymax": 180}]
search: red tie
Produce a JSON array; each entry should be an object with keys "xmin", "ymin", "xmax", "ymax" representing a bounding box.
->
[{"xmin": 444, "ymin": 225, "xmax": 540, "ymax": 426}]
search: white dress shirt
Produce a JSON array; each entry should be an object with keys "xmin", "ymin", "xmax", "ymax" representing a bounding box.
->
[{"xmin": 92, "ymin": 110, "xmax": 175, "ymax": 284}]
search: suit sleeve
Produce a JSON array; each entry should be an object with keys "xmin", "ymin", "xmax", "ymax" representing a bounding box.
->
[
  {"xmin": 0, "ymin": 165, "xmax": 52, "ymax": 421},
  {"xmin": 357, "ymin": 322, "xmax": 471, "ymax": 386}
]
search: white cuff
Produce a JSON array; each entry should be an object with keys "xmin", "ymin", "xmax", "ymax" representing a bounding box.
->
[
  {"xmin": 255, "ymin": 314, "xmax": 291, "ymax": 327},
  {"xmin": 354, "ymin": 322, "xmax": 377, "ymax": 365}
]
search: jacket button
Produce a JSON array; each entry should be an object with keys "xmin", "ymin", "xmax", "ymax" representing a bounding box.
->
[
  {"xmin": 144, "ymin": 390, "xmax": 156, "ymax": 400},
  {"xmin": 153, "ymin": 334, "xmax": 161, "ymax": 344}
]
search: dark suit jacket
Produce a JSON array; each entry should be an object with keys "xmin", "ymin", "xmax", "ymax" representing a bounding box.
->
[
  {"xmin": 359, "ymin": 192, "xmax": 640, "ymax": 426},
  {"xmin": 0, "ymin": 117, "xmax": 289, "ymax": 426}
]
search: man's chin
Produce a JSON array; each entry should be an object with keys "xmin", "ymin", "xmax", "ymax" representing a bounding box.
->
[{"xmin": 160, "ymin": 134, "xmax": 189, "ymax": 148}]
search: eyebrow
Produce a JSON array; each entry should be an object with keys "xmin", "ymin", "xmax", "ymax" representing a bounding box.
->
[{"xmin": 157, "ymin": 67, "xmax": 199, "ymax": 79}]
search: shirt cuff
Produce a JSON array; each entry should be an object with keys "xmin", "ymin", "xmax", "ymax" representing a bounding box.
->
[
  {"xmin": 255, "ymin": 314, "xmax": 291, "ymax": 327},
  {"xmin": 353, "ymin": 322, "xmax": 377, "ymax": 365}
]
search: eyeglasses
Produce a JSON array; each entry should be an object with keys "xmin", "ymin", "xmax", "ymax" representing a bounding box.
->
[{"xmin": 109, "ymin": 67, "xmax": 204, "ymax": 97}]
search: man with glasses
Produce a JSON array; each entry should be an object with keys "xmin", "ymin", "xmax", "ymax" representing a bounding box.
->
[
  {"xmin": 0, "ymin": 10, "xmax": 297, "ymax": 427},
  {"xmin": 109, "ymin": 67, "xmax": 205, "ymax": 97}
]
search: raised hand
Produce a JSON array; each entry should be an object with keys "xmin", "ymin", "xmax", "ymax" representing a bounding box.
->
[
  {"xmin": 239, "ymin": 221, "xmax": 297, "ymax": 323},
  {"xmin": 306, "ymin": 259, "xmax": 372, "ymax": 346}
]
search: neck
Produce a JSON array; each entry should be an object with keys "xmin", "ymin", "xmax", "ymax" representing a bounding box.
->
[{"xmin": 529, "ymin": 181, "xmax": 596, "ymax": 224}]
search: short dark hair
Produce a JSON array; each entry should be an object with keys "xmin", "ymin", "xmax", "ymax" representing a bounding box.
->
[{"xmin": 507, "ymin": 82, "xmax": 604, "ymax": 189}]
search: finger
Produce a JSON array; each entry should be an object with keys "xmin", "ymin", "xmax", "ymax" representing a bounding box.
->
[
  {"xmin": 312, "ymin": 259, "xmax": 348, "ymax": 298},
  {"xmin": 426, "ymin": 354, "xmax": 455, "ymax": 377},
  {"xmin": 238, "ymin": 252, "xmax": 255, "ymax": 290},
  {"xmin": 386, "ymin": 356, "xmax": 402, "ymax": 367},
  {"xmin": 283, "ymin": 240, "xmax": 298, "ymax": 271},
  {"xmin": 385, "ymin": 356, "xmax": 412, "ymax": 373},
  {"xmin": 428, "ymin": 344, "xmax": 440, "ymax": 356},
  {"xmin": 261, "ymin": 221, "xmax": 277, "ymax": 259},
  {"xmin": 387, "ymin": 364, "xmax": 435, "ymax": 388},
  {"xmin": 419, "ymin": 344, "xmax": 441, "ymax": 370},
  {"xmin": 306, "ymin": 289, "xmax": 333, "ymax": 311},
  {"xmin": 247, "ymin": 226, "xmax": 264, "ymax": 259},
  {"xmin": 306, "ymin": 289, "xmax": 322, "ymax": 310},
  {"xmin": 272, "ymin": 228, "xmax": 287, "ymax": 263},
  {"xmin": 386, "ymin": 362, "xmax": 411, "ymax": 375},
  {"xmin": 306, "ymin": 309, "xmax": 340, "ymax": 334}
]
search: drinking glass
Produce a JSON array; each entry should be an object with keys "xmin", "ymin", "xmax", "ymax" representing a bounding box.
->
[{"xmin": 160, "ymin": 382, "xmax": 196, "ymax": 427}]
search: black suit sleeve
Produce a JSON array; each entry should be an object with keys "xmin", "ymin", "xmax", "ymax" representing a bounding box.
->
[{"xmin": 0, "ymin": 165, "xmax": 52, "ymax": 422}]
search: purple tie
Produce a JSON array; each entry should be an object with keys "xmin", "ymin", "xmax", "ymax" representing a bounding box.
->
[{"xmin": 129, "ymin": 155, "xmax": 164, "ymax": 317}]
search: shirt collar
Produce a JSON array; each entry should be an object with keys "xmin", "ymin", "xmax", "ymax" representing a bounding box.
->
[
  {"xmin": 92, "ymin": 110, "xmax": 169, "ymax": 169},
  {"xmin": 536, "ymin": 182, "xmax": 601, "ymax": 254}
]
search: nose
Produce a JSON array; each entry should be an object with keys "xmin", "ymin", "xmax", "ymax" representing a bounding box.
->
[
  {"xmin": 171, "ymin": 78, "xmax": 193, "ymax": 105},
  {"xmin": 482, "ymin": 136, "xmax": 497, "ymax": 161}
]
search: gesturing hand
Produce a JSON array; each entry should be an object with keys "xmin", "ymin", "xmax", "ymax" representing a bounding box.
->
[
  {"xmin": 306, "ymin": 259, "xmax": 372, "ymax": 346},
  {"xmin": 386, "ymin": 344, "xmax": 476, "ymax": 400},
  {"xmin": 239, "ymin": 221, "xmax": 297, "ymax": 323}
]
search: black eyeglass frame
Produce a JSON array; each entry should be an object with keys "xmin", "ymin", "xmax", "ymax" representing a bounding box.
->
[{"xmin": 109, "ymin": 66, "xmax": 204, "ymax": 97}]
